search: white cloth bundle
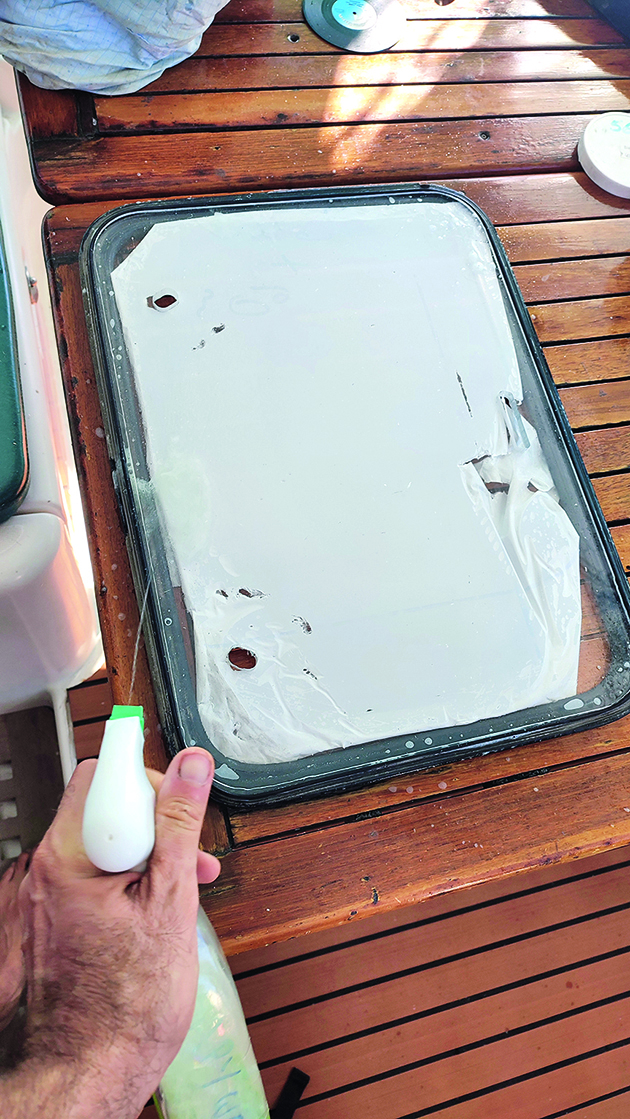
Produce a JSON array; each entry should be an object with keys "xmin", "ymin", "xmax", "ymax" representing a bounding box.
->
[{"xmin": 0, "ymin": 0, "xmax": 230, "ymax": 94}]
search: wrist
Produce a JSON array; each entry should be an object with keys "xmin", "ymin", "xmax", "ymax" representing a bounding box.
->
[{"xmin": 2, "ymin": 1055, "xmax": 147, "ymax": 1119}]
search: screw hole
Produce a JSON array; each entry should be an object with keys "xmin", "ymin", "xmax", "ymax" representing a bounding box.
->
[
  {"xmin": 228, "ymin": 647, "xmax": 257, "ymax": 670},
  {"xmin": 148, "ymin": 293, "xmax": 178, "ymax": 310},
  {"xmin": 478, "ymin": 130, "xmax": 491, "ymax": 141},
  {"xmin": 288, "ymin": 32, "xmax": 300, "ymax": 41}
]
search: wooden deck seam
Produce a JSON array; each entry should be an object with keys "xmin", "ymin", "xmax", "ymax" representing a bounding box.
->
[
  {"xmin": 562, "ymin": 419, "xmax": 630, "ymax": 433},
  {"xmin": 597, "ymin": 515, "xmax": 630, "ymax": 527},
  {"xmin": 286, "ymin": 995, "xmax": 630, "ymax": 1106},
  {"xmin": 524, "ymin": 254, "xmax": 630, "ymax": 268},
  {"xmin": 88, "ymin": 118, "xmax": 630, "ymax": 144},
  {"xmin": 254, "ymin": 946, "xmax": 630, "ymax": 1067},
  {"xmin": 585, "ymin": 470, "xmax": 630, "ymax": 482},
  {"xmin": 544, "ymin": 337, "xmax": 630, "ymax": 351},
  {"xmin": 529, "ymin": 287, "xmax": 630, "ymax": 306},
  {"xmin": 212, "ymin": 16, "xmax": 601, "ymax": 24},
  {"xmin": 230, "ymin": 746, "xmax": 630, "ymax": 849},
  {"xmin": 96, "ymin": 52, "xmax": 630, "ymax": 69},
  {"xmin": 552, "ymin": 377, "xmax": 630, "ymax": 392},
  {"xmin": 244, "ymin": 899, "xmax": 630, "ymax": 1024},
  {"xmin": 543, "ymin": 1085, "xmax": 630, "ymax": 1119},
  {"xmin": 309, "ymin": 1037, "xmax": 630, "ymax": 1117},
  {"xmin": 72, "ymin": 713, "xmax": 112, "ymax": 726},
  {"xmin": 213, "ymin": 3, "xmax": 597, "ymax": 20}
]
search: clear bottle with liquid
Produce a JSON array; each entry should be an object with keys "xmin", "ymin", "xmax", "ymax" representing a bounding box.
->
[{"xmin": 155, "ymin": 908, "xmax": 270, "ymax": 1119}]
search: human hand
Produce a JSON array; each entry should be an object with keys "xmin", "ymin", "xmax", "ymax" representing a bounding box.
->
[
  {"xmin": 10, "ymin": 748, "xmax": 220, "ymax": 1119},
  {"xmin": 0, "ymin": 853, "xmax": 31, "ymax": 1035}
]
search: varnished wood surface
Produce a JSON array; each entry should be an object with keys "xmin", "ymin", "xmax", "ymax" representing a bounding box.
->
[
  {"xmin": 16, "ymin": 0, "xmax": 630, "ymax": 204},
  {"xmin": 26, "ymin": 0, "xmax": 630, "ymax": 952},
  {"xmin": 23, "ymin": 114, "xmax": 601, "ymax": 201}
]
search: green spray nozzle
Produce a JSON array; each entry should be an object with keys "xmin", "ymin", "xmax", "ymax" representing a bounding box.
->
[{"xmin": 109, "ymin": 704, "xmax": 144, "ymax": 732}]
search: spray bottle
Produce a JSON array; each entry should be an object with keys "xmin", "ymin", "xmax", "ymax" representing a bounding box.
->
[{"xmin": 82, "ymin": 705, "xmax": 270, "ymax": 1119}]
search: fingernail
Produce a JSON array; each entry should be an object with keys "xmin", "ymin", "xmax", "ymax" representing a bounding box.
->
[{"xmin": 179, "ymin": 751, "xmax": 212, "ymax": 786}]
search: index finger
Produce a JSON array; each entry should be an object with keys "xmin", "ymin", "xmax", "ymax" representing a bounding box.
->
[
  {"xmin": 45, "ymin": 762, "xmax": 166, "ymax": 879},
  {"xmin": 44, "ymin": 759, "xmax": 102, "ymax": 878}
]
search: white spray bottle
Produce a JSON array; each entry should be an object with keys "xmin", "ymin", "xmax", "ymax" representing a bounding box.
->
[{"xmin": 82, "ymin": 705, "xmax": 270, "ymax": 1119}]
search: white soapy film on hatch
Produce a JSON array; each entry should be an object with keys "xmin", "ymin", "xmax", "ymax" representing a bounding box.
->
[{"xmin": 111, "ymin": 202, "xmax": 581, "ymax": 765}]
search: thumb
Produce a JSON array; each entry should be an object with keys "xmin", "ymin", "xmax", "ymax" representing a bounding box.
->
[{"xmin": 150, "ymin": 749, "xmax": 214, "ymax": 889}]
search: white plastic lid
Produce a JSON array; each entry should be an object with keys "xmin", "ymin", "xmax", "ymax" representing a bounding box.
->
[{"xmin": 578, "ymin": 113, "xmax": 630, "ymax": 199}]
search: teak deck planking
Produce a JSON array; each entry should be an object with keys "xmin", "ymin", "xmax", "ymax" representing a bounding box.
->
[{"xmin": 131, "ymin": 845, "xmax": 630, "ymax": 1118}]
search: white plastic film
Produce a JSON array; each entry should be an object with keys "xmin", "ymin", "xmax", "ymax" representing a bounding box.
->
[{"xmin": 112, "ymin": 201, "xmax": 581, "ymax": 764}]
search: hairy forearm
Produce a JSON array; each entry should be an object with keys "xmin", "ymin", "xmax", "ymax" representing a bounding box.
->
[{"xmin": 1, "ymin": 1056, "xmax": 146, "ymax": 1119}]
